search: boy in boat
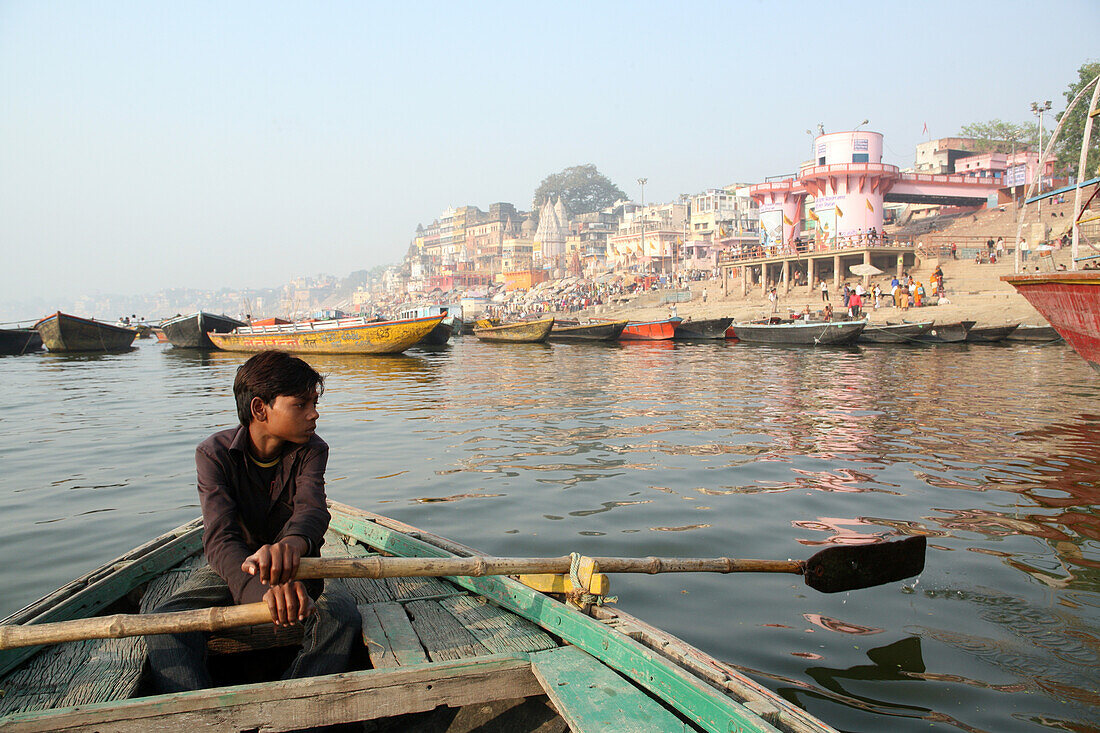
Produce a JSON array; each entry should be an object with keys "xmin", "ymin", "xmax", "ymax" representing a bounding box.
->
[{"xmin": 146, "ymin": 350, "xmax": 359, "ymax": 692}]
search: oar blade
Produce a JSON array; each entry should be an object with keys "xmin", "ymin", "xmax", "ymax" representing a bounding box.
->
[{"xmin": 804, "ymin": 536, "xmax": 926, "ymax": 593}]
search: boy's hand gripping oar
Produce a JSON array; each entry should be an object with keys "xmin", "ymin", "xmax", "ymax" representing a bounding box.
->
[{"xmin": 0, "ymin": 536, "xmax": 925, "ymax": 650}]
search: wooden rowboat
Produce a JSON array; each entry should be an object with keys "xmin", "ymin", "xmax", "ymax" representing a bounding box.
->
[
  {"xmin": 208, "ymin": 315, "xmax": 444, "ymax": 355},
  {"xmin": 909, "ymin": 320, "xmax": 976, "ymax": 344},
  {"xmin": 964, "ymin": 323, "xmax": 1019, "ymax": 343},
  {"xmin": 0, "ymin": 328, "xmax": 43, "ymax": 355},
  {"xmin": 620, "ymin": 317, "xmax": 681, "ymax": 340},
  {"xmin": 674, "ymin": 317, "xmax": 734, "ymax": 340},
  {"xmin": 34, "ymin": 312, "xmax": 137, "ymax": 353},
  {"xmin": 548, "ymin": 319, "xmax": 628, "ymax": 341},
  {"xmin": 1005, "ymin": 324, "xmax": 1061, "ymax": 342},
  {"xmin": 473, "ymin": 318, "xmax": 554, "ymax": 343},
  {"xmin": 857, "ymin": 321, "xmax": 934, "ymax": 344},
  {"xmin": 730, "ymin": 319, "xmax": 866, "ymax": 346},
  {"xmin": 0, "ymin": 503, "xmax": 838, "ymax": 732},
  {"xmin": 161, "ymin": 312, "xmax": 248, "ymax": 349}
]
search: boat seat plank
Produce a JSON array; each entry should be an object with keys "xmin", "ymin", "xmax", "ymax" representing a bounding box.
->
[
  {"xmin": 531, "ymin": 645, "xmax": 688, "ymax": 732},
  {"xmin": 404, "ymin": 599, "xmax": 491, "ymax": 662},
  {"xmin": 441, "ymin": 594, "xmax": 558, "ymax": 655},
  {"xmin": 359, "ymin": 602, "xmax": 428, "ymax": 668},
  {"xmin": 1, "ymin": 654, "xmax": 544, "ymax": 733}
]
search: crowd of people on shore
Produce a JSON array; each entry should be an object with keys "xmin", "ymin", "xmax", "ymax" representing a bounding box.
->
[{"xmin": 808, "ymin": 268, "xmax": 945, "ymax": 320}]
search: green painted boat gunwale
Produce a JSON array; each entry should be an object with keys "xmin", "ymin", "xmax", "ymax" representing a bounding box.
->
[{"xmin": 327, "ymin": 504, "xmax": 821, "ymax": 733}]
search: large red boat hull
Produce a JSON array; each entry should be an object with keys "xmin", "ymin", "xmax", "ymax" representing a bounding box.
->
[
  {"xmin": 1002, "ymin": 272, "xmax": 1100, "ymax": 371},
  {"xmin": 620, "ymin": 317, "xmax": 681, "ymax": 340}
]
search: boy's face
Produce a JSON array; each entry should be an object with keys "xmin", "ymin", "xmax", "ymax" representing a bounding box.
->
[{"xmin": 257, "ymin": 391, "xmax": 319, "ymax": 444}]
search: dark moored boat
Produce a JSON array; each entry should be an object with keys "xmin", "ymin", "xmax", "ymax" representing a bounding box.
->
[
  {"xmin": 730, "ymin": 319, "xmax": 866, "ymax": 346},
  {"xmin": 910, "ymin": 320, "xmax": 976, "ymax": 343},
  {"xmin": 0, "ymin": 328, "xmax": 43, "ymax": 355},
  {"xmin": 857, "ymin": 320, "xmax": 934, "ymax": 344},
  {"xmin": 35, "ymin": 312, "xmax": 136, "ymax": 353},
  {"xmin": 674, "ymin": 317, "xmax": 734, "ymax": 340},
  {"xmin": 1006, "ymin": 324, "xmax": 1061, "ymax": 342},
  {"xmin": 161, "ymin": 312, "xmax": 248, "ymax": 349},
  {"xmin": 620, "ymin": 317, "xmax": 680, "ymax": 340},
  {"xmin": 965, "ymin": 324, "xmax": 1019, "ymax": 343},
  {"xmin": 549, "ymin": 319, "xmax": 628, "ymax": 341}
]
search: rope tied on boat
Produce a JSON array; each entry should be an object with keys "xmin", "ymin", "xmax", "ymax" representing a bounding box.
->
[{"xmin": 567, "ymin": 552, "xmax": 617, "ymax": 609}]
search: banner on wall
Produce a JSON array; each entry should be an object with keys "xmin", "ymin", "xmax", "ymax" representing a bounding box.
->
[{"xmin": 759, "ymin": 208, "xmax": 784, "ymax": 250}]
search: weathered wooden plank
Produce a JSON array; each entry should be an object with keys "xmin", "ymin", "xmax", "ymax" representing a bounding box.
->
[
  {"xmin": 321, "ymin": 533, "xmax": 394, "ymax": 603},
  {"xmin": 330, "ymin": 510, "xmax": 799, "ymax": 733},
  {"xmin": 0, "ymin": 654, "xmax": 542, "ymax": 732},
  {"xmin": 0, "ymin": 555, "xmax": 209, "ymax": 717},
  {"xmin": 386, "ymin": 573, "xmax": 455, "ymax": 601},
  {"xmin": 531, "ymin": 645, "xmax": 688, "ymax": 732},
  {"xmin": 441, "ymin": 594, "xmax": 557, "ymax": 655},
  {"xmin": 0, "ymin": 520, "xmax": 204, "ymax": 678},
  {"xmin": 404, "ymin": 599, "xmax": 490, "ymax": 662},
  {"xmin": 360, "ymin": 602, "xmax": 428, "ymax": 668}
]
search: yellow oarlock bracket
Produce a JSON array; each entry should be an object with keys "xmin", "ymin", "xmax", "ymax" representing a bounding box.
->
[{"xmin": 516, "ymin": 571, "xmax": 611, "ymax": 596}]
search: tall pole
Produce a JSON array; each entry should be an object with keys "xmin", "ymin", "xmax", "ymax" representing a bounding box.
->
[
  {"xmin": 1071, "ymin": 76, "xmax": 1100, "ymax": 269},
  {"xmin": 637, "ymin": 178, "xmax": 647, "ymax": 274},
  {"xmin": 1031, "ymin": 100, "xmax": 1052, "ymax": 223}
]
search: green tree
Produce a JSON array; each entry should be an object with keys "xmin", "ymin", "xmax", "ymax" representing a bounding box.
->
[
  {"xmin": 957, "ymin": 119, "xmax": 1037, "ymax": 153},
  {"xmin": 1054, "ymin": 60, "xmax": 1100, "ymax": 179},
  {"xmin": 533, "ymin": 164, "xmax": 626, "ymax": 215}
]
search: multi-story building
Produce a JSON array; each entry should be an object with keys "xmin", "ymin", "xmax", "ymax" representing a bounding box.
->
[
  {"xmin": 465, "ymin": 202, "xmax": 519, "ymax": 276},
  {"xmin": 606, "ymin": 202, "xmax": 688, "ymax": 271}
]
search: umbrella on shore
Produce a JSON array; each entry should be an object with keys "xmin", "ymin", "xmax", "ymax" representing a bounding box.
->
[{"xmin": 850, "ymin": 263, "xmax": 884, "ymax": 276}]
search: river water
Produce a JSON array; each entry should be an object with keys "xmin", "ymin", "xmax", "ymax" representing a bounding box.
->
[{"xmin": 1, "ymin": 336, "xmax": 1098, "ymax": 732}]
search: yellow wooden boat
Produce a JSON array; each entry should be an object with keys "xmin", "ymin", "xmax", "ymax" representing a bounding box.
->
[
  {"xmin": 473, "ymin": 318, "xmax": 554, "ymax": 343},
  {"xmin": 208, "ymin": 315, "xmax": 444, "ymax": 355}
]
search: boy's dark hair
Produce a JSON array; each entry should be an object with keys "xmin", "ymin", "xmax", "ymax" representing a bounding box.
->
[{"xmin": 234, "ymin": 350, "xmax": 324, "ymax": 426}]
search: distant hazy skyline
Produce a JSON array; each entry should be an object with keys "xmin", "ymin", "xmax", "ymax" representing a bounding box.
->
[{"xmin": 2, "ymin": 1, "xmax": 1097, "ymax": 316}]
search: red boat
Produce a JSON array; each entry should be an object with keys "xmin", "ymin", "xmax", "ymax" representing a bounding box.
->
[
  {"xmin": 620, "ymin": 317, "xmax": 681, "ymax": 340},
  {"xmin": 1002, "ymin": 271, "xmax": 1100, "ymax": 371}
]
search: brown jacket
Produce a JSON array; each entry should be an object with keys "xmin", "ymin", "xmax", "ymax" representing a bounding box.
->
[{"xmin": 196, "ymin": 426, "xmax": 329, "ymax": 603}]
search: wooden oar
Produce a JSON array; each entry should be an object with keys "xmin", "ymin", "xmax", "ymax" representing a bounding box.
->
[{"xmin": 0, "ymin": 536, "xmax": 925, "ymax": 650}]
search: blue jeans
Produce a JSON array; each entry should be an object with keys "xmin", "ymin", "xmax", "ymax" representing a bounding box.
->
[{"xmin": 146, "ymin": 565, "xmax": 359, "ymax": 693}]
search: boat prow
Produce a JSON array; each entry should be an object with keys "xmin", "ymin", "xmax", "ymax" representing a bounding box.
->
[{"xmin": 1003, "ymin": 271, "xmax": 1100, "ymax": 369}]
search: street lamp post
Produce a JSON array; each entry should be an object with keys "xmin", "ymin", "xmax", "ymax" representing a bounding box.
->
[
  {"xmin": 637, "ymin": 178, "xmax": 647, "ymax": 274},
  {"xmin": 1031, "ymin": 100, "xmax": 1052, "ymax": 222}
]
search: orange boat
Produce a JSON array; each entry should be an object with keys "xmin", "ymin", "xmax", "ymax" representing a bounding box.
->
[{"xmin": 620, "ymin": 317, "xmax": 680, "ymax": 341}]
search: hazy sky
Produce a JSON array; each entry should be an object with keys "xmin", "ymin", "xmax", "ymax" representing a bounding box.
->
[{"xmin": 2, "ymin": 1, "xmax": 1097, "ymax": 313}]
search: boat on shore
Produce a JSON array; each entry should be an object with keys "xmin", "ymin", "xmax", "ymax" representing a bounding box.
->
[
  {"xmin": 620, "ymin": 317, "xmax": 681, "ymax": 340},
  {"xmin": 909, "ymin": 320, "xmax": 976, "ymax": 343},
  {"xmin": 0, "ymin": 328, "xmax": 43, "ymax": 356},
  {"xmin": 1003, "ymin": 272, "xmax": 1100, "ymax": 369},
  {"xmin": 730, "ymin": 319, "xmax": 866, "ymax": 346},
  {"xmin": 548, "ymin": 319, "xmax": 628, "ymax": 341},
  {"xmin": 1006, "ymin": 324, "xmax": 1061, "ymax": 342},
  {"xmin": 34, "ymin": 312, "xmax": 137, "ymax": 353},
  {"xmin": 965, "ymin": 324, "xmax": 1019, "ymax": 343},
  {"xmin": 674, "ymin": 317, "xmax": 734, "ymax": 340},
  {"xmin": 858, "ymin": 321, "xmax": 935, "ymax": 344},
  {"xmin": 208, "ymin": 315, "xmax": 444, "ymax": 355},
  {"xmin": 161, "ymin": 312, "xmax": 248, "ymax": 349},
  {"xmin": 473, "ymin": 318, "xmax": 554, "ymax": 343},
  {"xmin": 0, "ymin": 502, "xmax": 844, "ymax": 732}
]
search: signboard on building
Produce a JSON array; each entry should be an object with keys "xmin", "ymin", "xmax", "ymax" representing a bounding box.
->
[{"xmin": 759, "ymin": 209, "xmax": 783, "ymax": 249}]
